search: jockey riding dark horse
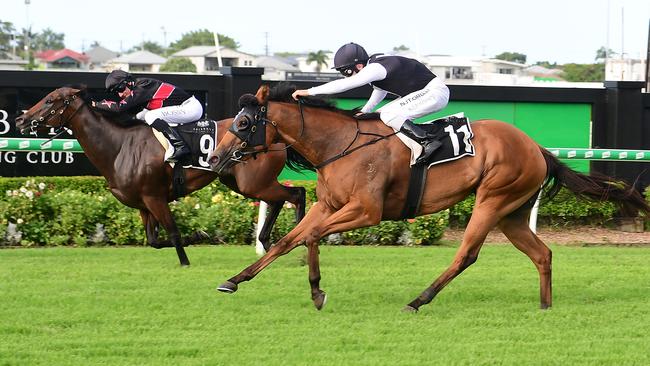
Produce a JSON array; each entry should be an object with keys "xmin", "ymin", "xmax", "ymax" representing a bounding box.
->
[{"xmin": 93, "ymin": 70, "xmax": 198, "ymax": 162}]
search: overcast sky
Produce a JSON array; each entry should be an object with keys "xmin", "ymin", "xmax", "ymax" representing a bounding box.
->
[{"xmin": 3, "ymin": 0, "xmax": 649, "ymax": 64}]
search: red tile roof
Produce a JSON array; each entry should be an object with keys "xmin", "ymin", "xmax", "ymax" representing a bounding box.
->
[{"xmin": 35, "ymin": 49, "xmax": 89, "ymax": 63}]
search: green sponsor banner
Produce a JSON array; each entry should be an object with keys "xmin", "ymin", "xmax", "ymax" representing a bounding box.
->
[
  {"xmin": 548, "ymin": 148, "xmax": 650, "ymax": 161},
  {"xmin": 0, "ymin": 138, "xmax": 83, "ymax": 152}
]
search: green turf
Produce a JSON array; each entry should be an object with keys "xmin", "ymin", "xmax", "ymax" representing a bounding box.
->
[{"xmin": 1, "ymin": 245, "xmax": 649, "ymax": 365}]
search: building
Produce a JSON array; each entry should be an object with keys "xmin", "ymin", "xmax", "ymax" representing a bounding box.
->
[
  {"xmin": 84, "ymin": 46, "xmax": 119, "ymax": 71},
  {"xmin": 35, "ymin": 49, "xmax": 89, "ymax": 69},
  {"xmin": 105, "ymin": 50, "xmax": 167, "ymax": 72},
  {"xmin": 605, "ymin": 58, "xmax": 647, "ymax": 82},
  {"xmin": 0, "ymin": 52, "xmax": 28, "ymax": 70},
  {"xmin": 256, "ymin": 56, "xmax": 300, "ymax": 80},
  {"xmin": 170, "ymin": 46, "xmax": 257, "ymax": 73}
]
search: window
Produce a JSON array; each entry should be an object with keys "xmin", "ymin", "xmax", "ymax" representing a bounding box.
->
[
  {"xmin": 449, "ymin": 67, "xmax": 472, "ymax": 79},
  {"xmin": 498, "ymin": 68, "xmax": 513, "ymax": 74}
]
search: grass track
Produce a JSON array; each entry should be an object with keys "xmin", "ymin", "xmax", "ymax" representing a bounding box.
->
[{"xmin": 1, "ymin": 244, "xmax": 649, "ymax": 365}]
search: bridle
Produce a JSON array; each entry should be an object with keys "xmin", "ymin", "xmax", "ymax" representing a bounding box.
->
[
  {"xmin": 227, "ymin": 99, "xmax": 305, "ymax": 163},
  {"xmin": 26, "ymin": 92, "xmax": 83, "ymax": 142},
  {"xmin": 228, "ymin": 98, "xmax": 396, "ymax": 169}
]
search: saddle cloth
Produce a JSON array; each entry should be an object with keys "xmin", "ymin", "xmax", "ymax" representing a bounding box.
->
[
  {"xmin": 397, "ymin": 113, "xmax": 476, "ymax": 167},
  {"xmin": 152, "ymin": 119, "xmax": 218, "ymax": 171}
]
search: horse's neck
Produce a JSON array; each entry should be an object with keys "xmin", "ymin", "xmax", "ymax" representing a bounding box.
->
[
  {"xmin": 279, "ymin": 106, "xmax": 366, "ymax": 166},
  {"xmin": 69, "ymin": 105, "xmax": 136, "ymax": 174}
]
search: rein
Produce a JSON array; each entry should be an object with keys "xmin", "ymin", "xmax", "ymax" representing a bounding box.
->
[{"xmin": 315, "ymin": 119, "xmax": 397, "ymax": 169}]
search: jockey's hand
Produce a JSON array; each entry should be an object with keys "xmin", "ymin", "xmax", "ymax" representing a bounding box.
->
[{"xmin": 292, "ymin": 89, "xmax": 309, "ymax": 100}]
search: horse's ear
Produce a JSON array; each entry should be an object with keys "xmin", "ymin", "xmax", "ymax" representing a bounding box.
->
[{"xmin": 255, "ymin": 85, "xmax": 270, "ymax": 104}]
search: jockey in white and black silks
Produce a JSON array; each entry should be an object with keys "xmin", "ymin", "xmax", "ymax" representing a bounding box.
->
[
  {"xmin": 292, "ymin": 42, "xmax": 449, "ymax": 164},
  {"xmin": 94, "ymin": 70, "xmax": 203, "ymax": 162}
]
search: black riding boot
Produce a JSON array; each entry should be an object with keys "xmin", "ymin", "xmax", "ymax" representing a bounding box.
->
[
  {"xmin": 150, "ymin": 119, "xmax": 190, "ymax": 162},
  {"xmin": 399, "ymin": 120, "xmax": 442, "ymax": 164}
]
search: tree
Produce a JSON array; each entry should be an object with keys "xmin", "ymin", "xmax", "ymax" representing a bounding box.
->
[
  {"xmin": 128, "ymin": 41, "xmax": 165, "ymax": 55},
  {"xmin": 0, "ymin": 20, "xmax": 16, "ymax": 54},
  {"xmin": 159, "ymin": 57, "xmax": 197, "ymax": 73},
  {"xmin": 167, "ymin": 29, "xmax": 239, "ymax": 54},
  {"xmin": 535, "ymin": 61, "xmax": 559, "ymax": 69},
  {"xmin": 495, "ymin": 51, "xmax": 527, "ymax": 64},
  {"xmin": 29, "ymin": 28, "xmax": 65, "ymax": 52},
  {"xmin": 595, "ymin": 46, "xmax": 616, "ymax": 61},
  {"xmin": 393, "ymin": 44, "xmax": 410, "ymax": 52},
  {"xmin": 306, "ymin": 50, "xmax": 329, "ymax": 72},
  {"xmin": 561, "ymin": 63, "xmax": 604, "ymax": 82}
]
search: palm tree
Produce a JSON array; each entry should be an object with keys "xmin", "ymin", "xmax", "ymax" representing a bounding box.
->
[{"xmin": 307, "ymin": 50, "xmax": 329, "ymax": 73}]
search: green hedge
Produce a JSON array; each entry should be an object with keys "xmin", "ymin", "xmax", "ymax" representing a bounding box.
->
[
  {"xmin": 0, "ymin": 177, "xmax": 640, "ymax": 247},
  {"xmin": 0, "ymin": 177, "xmax": 448, "ymax": 247}
]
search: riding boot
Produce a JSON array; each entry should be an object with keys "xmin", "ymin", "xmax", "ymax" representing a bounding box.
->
[
  {"xmin": 150, "ymin": 119, "xmax": 190, "ymax": 162},
  {"xmin": 399, "ymin": 120, "xmax": 442, "ymax": 164}
]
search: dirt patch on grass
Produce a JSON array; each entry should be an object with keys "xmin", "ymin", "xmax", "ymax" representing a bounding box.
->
[{"xmin": 443, "ymin": 226, "xmax": 650, "ymax": 245}]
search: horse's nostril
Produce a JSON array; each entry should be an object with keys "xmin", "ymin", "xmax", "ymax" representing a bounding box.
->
[{"xmin": 209, "ymin": 156, "xmax": 220, "ymax": 165}]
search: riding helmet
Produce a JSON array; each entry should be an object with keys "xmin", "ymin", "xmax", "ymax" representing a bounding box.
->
[
  {"xmin": 105, "ymin": 70, "xmax": 134, "ymax": 92},
  {"xmin": 333, "ymin": 42, "xmax": 369, "ymax": 70}
]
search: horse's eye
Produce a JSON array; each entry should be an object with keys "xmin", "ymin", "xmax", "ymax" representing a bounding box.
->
[
  {"xmin": 46, "ymin": 99, "xmax": 52, "ymax": 104},
  {"xmin": 236, "ymin": 117, "xmax": 250, "ymax": 131}
]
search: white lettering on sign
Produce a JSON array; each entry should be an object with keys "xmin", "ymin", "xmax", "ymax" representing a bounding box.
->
[
  {"xmin": 0, "ymin": 151, "xmax": 16, "ymax": 163},
  {"xmin": 26, "ymin": 151, "xmax": 75, "ymax": 164},
  {"xmin": 0, "ymin": 110, "xmax": 9, "ymax": 135}
]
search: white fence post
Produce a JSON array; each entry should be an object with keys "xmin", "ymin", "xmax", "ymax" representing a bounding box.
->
[{"xmin": 255, "ymin": 201, "xmax": 268, "ymax": 256}]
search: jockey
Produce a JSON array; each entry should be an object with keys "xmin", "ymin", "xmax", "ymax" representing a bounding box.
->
[
  {"xmin": 93, "ymin": 70, "xmax": 203, "ymax": 162},
  {"xmin": 292, "ymin": 42, "xmax": 449, "ymax": 164}
]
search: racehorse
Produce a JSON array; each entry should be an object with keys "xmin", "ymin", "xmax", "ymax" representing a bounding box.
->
[
  {"xmin": 209, "ymin": 83, "xmax": 650, "ymax": 311},
  {"xmin": 14, "ymin": 86, "xmax": 308, "ymax": 266}
]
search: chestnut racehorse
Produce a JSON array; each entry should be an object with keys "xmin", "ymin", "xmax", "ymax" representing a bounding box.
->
[
  {"xmin": 15, "ymin": 86, "xmax": 308, "ymax": 266},
  {"xmin": 209, "ymin": 83, "xmax": 650, "ymax": 311}
]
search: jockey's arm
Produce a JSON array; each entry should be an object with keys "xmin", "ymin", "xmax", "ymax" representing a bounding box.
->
[
  {"xmin": 307, "ymin": 63, "xmax": 387, "ymax": 96},
  {"xmin": 360, "ymin": 87, "xmax": 388, "ymax": 113}
]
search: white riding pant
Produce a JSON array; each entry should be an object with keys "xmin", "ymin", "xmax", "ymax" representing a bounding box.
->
[
  {"xmin": 378, "ymin": 77, "xmax": 450, "ymax": 130},
  {"xmin": 141, "ymin": 96, "xmax": 203, "ymax": 126}
]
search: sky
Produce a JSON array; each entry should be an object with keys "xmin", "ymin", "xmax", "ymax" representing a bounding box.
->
[{"xmin": 3, "ymin": 0, "xmax": 649, "ymax": 64}]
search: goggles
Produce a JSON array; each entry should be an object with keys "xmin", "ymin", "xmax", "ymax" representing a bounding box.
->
[{"xmin": 336, "ymin": 66, "xmax": 355, "ymax": 77}]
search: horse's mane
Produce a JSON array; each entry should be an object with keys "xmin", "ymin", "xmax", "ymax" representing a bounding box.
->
[
  {"xmin": 267, "ymin": 82, "xmax": 358, "ymax": 118},
  {"xmin": 65, "ymin": 84, "xmax": 141, "ymax": 126}
]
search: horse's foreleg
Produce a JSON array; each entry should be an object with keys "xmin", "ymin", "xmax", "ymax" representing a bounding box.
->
[
  {"xmin": 217, "ymin": 202, "xmax": 334, "ymax": 293},
  {"xmin": 143, "ymin": 197, "xmax": 190, "ymax": 266},
  {"xmin": 498, "ymin": 213, "xmax": 552, "ymax": 309},
  {"xmin": 257, "ymin": 201, "xmax": 284, "ymax": 252}
]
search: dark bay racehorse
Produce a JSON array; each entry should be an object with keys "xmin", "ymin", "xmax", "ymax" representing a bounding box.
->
[
  {"xmin": 209, "ymin": 83, "xmax": 650, "ymax": 311},
  {"xmin": 15, "ymin": 86, "xmax": 307, "ymax": 266}
]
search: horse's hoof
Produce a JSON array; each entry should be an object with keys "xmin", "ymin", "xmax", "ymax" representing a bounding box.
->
[
  {"xmin": 196, "ymin": 230, "xmax": 210, "ymax": 241},
  {"xmin": 402, "ymin": 305, "xmax": 418, "ymax": 313},
  {"xmin": 313, "ymin": 292, "xmax": 327, "ymax": 310},
  {"xmin": 217, "ymin": 281, "xmax": 238, "ymax": 293}
]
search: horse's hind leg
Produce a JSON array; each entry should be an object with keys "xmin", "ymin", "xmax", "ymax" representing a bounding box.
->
[
  {"xmin": 404, "ymin": 207, "xmax": 497, "ymax": 312},
  {"xmin": 287, "ymin": 186, "xmax": 307, "ymax": 222},
  {"xmin": 498, "ymin": 212, "xmax": 552, "ymax": 309},
  {"xmin": 257, "ymin": 201, "xmax": 284, "ymax": 252},
  {"xmin": 143, "ymin": 198, "xmax": 190, "ymax": 266},
  {"xmin": 140, "ymin": 210, "xmax": 162, "ymax": 248}
]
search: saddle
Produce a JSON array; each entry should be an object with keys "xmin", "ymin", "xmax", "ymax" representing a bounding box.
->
[
  {"xmin": 400, "ymin": 114, "xmax": 476, "ymax": 219},
  {"xmin": 151, "ymin": 119, "xmax": 218, "ymax": 171}
]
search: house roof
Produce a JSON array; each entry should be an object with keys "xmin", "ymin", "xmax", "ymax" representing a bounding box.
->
[
  {"xmin": 84, "ymin": 46, "xmax": 119, "ymax": 64},
  {"xmin": 36, "ymin": 49, "xmax": 89, "ymax": 63},
  {"xmin": 256, "ymin": 56, "xmax": 300, "ymax": 71},
  {"xmin": 110, "ymin": 50, "xmax": 167, "ymax": 64},
  {"xmin": 172, "ymin": 46, "xmax": 256, "ymax": 58}
]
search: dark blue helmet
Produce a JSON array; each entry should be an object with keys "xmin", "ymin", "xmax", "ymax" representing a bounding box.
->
[{"xmin": 333, "ymin": 43, "xmax": 369, "ymax": 76}]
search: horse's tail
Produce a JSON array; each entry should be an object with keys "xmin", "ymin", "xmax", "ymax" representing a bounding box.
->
[{"xmin": 540, "ymin": 147, "xmax": 650, "ymax": 217}]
